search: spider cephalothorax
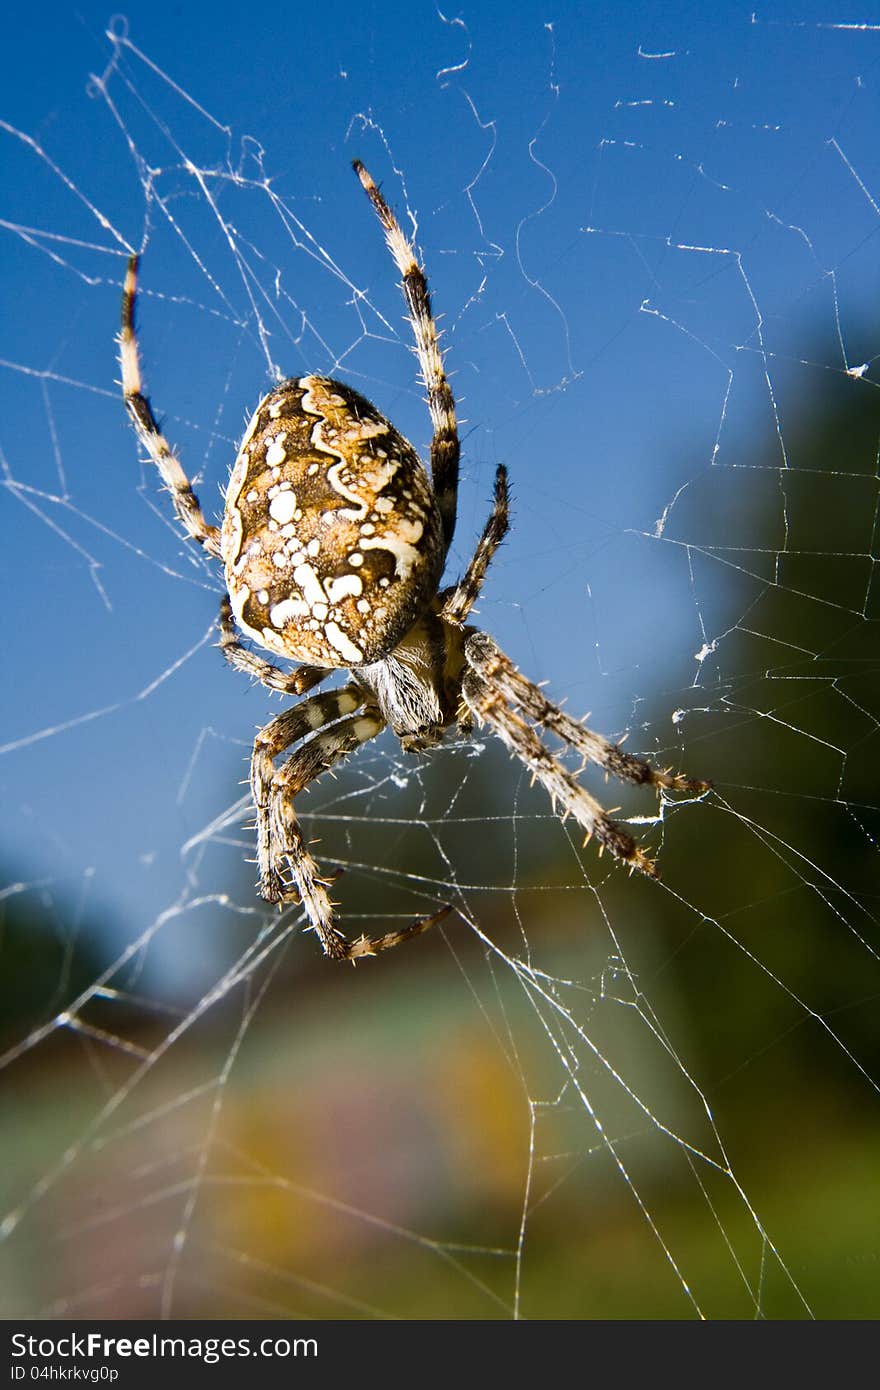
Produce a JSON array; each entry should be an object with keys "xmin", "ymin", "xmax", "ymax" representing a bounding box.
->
[{"xmin": 121, "ymin": 160, "xmax": 708, "ymax": 961}]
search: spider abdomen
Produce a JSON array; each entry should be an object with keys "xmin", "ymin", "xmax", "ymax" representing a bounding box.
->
[{"xmin": 221, "ymin": 374, "xmax": 444, "ymax": 668}]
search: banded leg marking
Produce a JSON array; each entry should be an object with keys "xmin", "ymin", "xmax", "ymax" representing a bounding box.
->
[
  {"xmin": 219, "ymin": 598, "xmax": 327, "ymax": 697},
  {"xmin": 443, "ymin": 465, "xmax": 510, "ymax": 626},
  {"xmin": 251, "ymin": 688, "xmax": 366, "ymax": 909},
  {"xmin": 120, "ymin": 256, "xmax": 222, "ymax": 557},
  {"xmin": 461, "ymin": 669, "xmax": 659, "ymax": 878},
  {"xmin": 464, "ymin": 632, "xmax": 710, "ymax": 794},
  {"xmin": 253, "ymin": 699, "xmax": 450, "ymax": 959},
  {"xmin": 353, "ymin": 161, "xmax": 460, "ymax": 551}
]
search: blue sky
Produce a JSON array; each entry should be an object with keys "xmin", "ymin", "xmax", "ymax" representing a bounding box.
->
[{"xmin": 2, "ymin": 0, "xmax": 878, "ymax": 964}]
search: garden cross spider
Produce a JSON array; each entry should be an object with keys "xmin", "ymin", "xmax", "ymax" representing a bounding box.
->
[{"xmin": 120, "ymin": 160, "xmax": 708, "ymax": 961}]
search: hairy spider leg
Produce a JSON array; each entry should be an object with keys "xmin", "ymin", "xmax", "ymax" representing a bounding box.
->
[
  {"xmin": 251, "ymin": 688, "xmax": 367, "ymax": 905},
  {"xmin": 120, "ymin": 255, "xmax": 222, "ymax": 557},
  {"xmin": 460, "ymin": 664, "xmax": 659, "ymax": 878},
  {"xmin": 252, "ymin": 692, "xmax": 449, "ymax": 959},
  {"xmin": 442, "ymin": 464, "xmax": 510, "ymax": 626},
  {"xmin": 353, "ymin": 161, "xmax": 460, "ymax": 554},
  {"xmin": 464, "ymin": 631, "xmax": 711, "ymax": 795},
  {"xmin": 219, "ymin": 597, "xmax": 328, "ymax": 697}
]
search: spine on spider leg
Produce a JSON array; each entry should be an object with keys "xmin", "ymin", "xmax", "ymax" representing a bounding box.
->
[
  {"xmin": 351, "ymin": 160, "xmax": 460, "ymax": 550},
  {"xmin": 460, "ymin": 668, "xmax": 659, "ymax": 879},
  {"xmin": 402, "ymin": 261, "xmax": 460, "ymax": 549},
  {"xmin": 218, "ymin": 598, "xmax": 328, "ymax": 696},
  {"xmin": 343, "ymin": 904, "xmax": 454, "ymax": 961},
  {"xmin": 442, "ymin": 464, "xmax": 510, "ymax": 626},
  {"xmin": 119, "ymin": 254, "xmax": 222, "ymax": 556},
  {"xmin": 255, "ymin": 698, "xmax": 451, "ymax": 961},
  {"xmin": 464, "ymin": 630, "xmax": 710, "ymax": 794}
]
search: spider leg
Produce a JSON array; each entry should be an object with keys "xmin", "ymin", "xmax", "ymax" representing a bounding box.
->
[
  {"xmin": 253, "ymin": 695, "xmax": 449, "ymax": 960},
  {"xmin": 353, "ymin": 161, "xmax": 460, "ymax": 554},
  {"xmin": 442, "ymin": 464, "xmax": 510, "ymax": 626},
  {"xmin": 464, "ymin": 631, "xmax": 710, "ymax": 794},
  {"xmin": 461, "ymin": 667, "xmax": 659, "ymax": 878},
  {"xmin": 120, "ymin": 255, "xmax": 222, "ymax": 557},
  {"xmin": 219, "ymin": 597, "xmax": 327, "ymax": 697},
  {"xmin": 251, "ymin": 687, "xmax": 366, "ymax": 907}
]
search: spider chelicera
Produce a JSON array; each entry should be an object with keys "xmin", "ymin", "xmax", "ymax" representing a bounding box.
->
[{"xmin": 120, "ymin": 160, "xmax": 708, "ymax": 961}]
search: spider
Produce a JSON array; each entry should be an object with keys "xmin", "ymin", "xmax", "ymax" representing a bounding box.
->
[{"xmin": 120, "ymin": 160, "xmax": 708, "ymax": 961}]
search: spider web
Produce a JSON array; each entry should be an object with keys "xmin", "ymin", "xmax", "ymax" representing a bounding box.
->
[{"xmin": 2, "ymin": 4, "xmax": 879, "ymax": 1320}]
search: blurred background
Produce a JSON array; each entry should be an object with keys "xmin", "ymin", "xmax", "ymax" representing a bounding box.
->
[{"xmin": 1, "ymin": 0, "xmax": 879, "ymax": 1318}]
